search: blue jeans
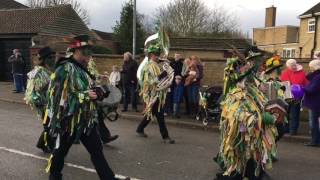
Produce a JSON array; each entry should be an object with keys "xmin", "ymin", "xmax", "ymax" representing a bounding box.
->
[
  {"xmin": 287, "ymin": 102, "xmax": 301, "ymax": 134},
  {"xmin": 187, "ymin": 84, "xmax": 199, "ymax": 104},
  {"xmin": 13, "ymin": 74, "xmax": 24, "ymax": 92},
  {"xmin": 309, "ymin": 110, "xmax": 320, "ymax": 144}
]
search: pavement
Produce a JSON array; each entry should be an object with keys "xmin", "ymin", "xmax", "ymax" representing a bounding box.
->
[
  {"xmin": 0, "ymin": 100, "xmax": 320, "ymax": 180},
  {"xmin": 0, "ymin": 82, "xmax": 311, "ymax": 143}
]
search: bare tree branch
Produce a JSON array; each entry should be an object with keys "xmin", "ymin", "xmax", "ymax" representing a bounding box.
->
[{"xmin": 156, "ymin": 0, "xmax": 244, "ymax": 38}]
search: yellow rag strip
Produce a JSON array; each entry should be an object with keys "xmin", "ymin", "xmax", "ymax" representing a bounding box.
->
[
  {"xmin": 45, "ymin": 155, "xmax": 53, "ymax": 173},
  {"xmin": 42, "ymin": 109, "xmax": 49, "ymax": 125}
]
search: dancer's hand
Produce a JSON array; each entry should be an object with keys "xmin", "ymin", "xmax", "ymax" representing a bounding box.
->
[{"xmin": 88, "ymin": 90, "xmax": 98, "ymax": 100}]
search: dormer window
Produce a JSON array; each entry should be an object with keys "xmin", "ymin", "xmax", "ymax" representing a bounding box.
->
[{"xmin": 308, "ymin": 18, "xmax": 316, "ymax": 33}]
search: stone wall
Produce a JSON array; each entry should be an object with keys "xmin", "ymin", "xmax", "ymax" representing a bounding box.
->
[{"xmin": 92, "ymin": 54, "xmax": 226, "ymax": 87}]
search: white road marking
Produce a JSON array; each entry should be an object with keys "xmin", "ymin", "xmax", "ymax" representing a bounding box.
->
[{"xmin": 0, "ymin": 146, "xmax": 141, "ymax": 180}]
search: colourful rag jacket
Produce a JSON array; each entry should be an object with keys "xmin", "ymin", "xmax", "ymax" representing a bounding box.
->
[
  {"xmin": 25, "ymin": 65, "xmax": 51, "ymax": 119},
  {"xmin": 44, "ymin": 57, "xmax": 98, "ymax": 140},
  {"xmin": 216, "ymin": 82, "xmax": 278, "ymax": 177},
  {"xmin": 140, "ymin": 60, "xmax": 167, "ymax": 119}
]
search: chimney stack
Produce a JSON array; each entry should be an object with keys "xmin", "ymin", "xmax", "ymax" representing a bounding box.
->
[{"xmin": 265, "ymin": 6, "xmax": 276, "ymax": 27}]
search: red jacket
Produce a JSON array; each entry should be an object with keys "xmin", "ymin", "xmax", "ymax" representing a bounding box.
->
[{"xmin": 280, "ymin": 68, "xmax": 308, "ymax": 87}]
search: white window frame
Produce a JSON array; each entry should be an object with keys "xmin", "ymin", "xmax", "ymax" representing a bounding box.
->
[
  {"xmin": 308, "ymin": 18, "xmax": 316, "ymax": 33},
  {"xmin": 283, "ymin": 48, "xmax": 296, "ymax": 58}
]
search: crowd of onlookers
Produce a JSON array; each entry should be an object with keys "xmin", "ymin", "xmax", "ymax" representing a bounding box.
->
[
  {"xmin": 118, "ymin": 52, "xmax": 204, "ymax": 119},
  {"xmin": 280, "ymin": 58, "xmax": 320, "ymax": 147}
]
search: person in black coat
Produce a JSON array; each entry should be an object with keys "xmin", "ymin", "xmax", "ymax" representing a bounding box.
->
[{"xmin": 121, "ymin": 52, "xmax": 139, "ymax": 112}]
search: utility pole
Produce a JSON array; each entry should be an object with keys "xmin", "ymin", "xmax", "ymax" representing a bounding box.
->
[{"xmin": 132, "ymin": 0, "xmax": 137, "ymax": 60}]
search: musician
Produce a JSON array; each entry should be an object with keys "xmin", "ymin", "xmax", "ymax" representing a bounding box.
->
[
  {"xmin": 88, "ymin": 58, "xmax": 119, "ymax": 144},
  {"xmin": 25, "ymin": 47, "xmax": 55, "ymax": 153},
  {"xmin": 44, "ymin": 35, "xmax": 126, "ymax": 180},
  {"xmin": 260, "ymin": 55, "xmax": 288, "ymax": 142},
  {"xmin": 136, "ymin": 45, "xmax": 175, "ymax": 144}
]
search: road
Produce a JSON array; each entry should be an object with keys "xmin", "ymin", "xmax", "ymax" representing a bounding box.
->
[{"xmin": 0, "ymin": 101, "xmax": 319, "ymax": 180}]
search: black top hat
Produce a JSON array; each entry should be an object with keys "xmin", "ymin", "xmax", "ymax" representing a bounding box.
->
[{"xmin": 38, "ymin": 47, "xmax": 55, "ymax": 60}]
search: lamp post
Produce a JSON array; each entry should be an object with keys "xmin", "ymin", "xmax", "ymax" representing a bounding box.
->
[{"xmin": 132, "ymin": 0, "xmax": 137, "ymax": 60}]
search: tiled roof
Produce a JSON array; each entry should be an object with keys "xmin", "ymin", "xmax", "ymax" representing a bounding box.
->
[
  {"xmin": 92, "ymin": 29, "xmax": 115, "ymax": 41},
  {"xmin": 170, "ymin": 37, "xmax": 251, "ymax": 50},
  {"xmin": 0, "ymin": 5, "xmax": 90, "ymax": 36},
  {"xmin": 0, "ymin": 0, "xmax": 28, "ymax": 9},
  {"xmin": 300, "ymin": 2, "xmax": 320, "ymax": 17}
]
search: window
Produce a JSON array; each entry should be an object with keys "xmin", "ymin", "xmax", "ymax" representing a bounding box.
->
[
  {"xmin": 308, "ymin": 19, "xmax": 316, "ymax": 33},
  {"xmin": 283, "ymin": 48, "xmax": 296, "ymax": 58}
]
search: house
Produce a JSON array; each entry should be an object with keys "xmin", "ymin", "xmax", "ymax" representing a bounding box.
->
[
  {"xmin": 253, "ymin": 3, "xmax": 320, "ymax": 59},
  {"xmin": 0, "ymin": 2, "xmax": 91, "ymax": 81},
  {"xmin": 91, "ymin": 29, "xmax": 120, "ymax": 54},
  {"xmin": 299, "ymin": 2, "xmax": 320, "ymax": 58},
  {"xmin": 253, "ymin": 6, "xmax": 300, "ymax": 59}
]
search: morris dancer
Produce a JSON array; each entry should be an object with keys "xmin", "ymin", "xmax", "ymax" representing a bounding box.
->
[
  {"xmin": 136, "ymin": 45, "xmax": 175, "ymax": 144},
  {"xmin": 25, "ymin": 47, "xmax": 55, "ymax": 153},
  {"xmin": 88, "ymin": 58, "xmax": 119, "ymax": 144},
  {"xmin": 43, "ymin": 35, "xmax": 127, "ymax": 180},
  {"xmin": 214, "ymin": 48, "xmax": 286, "ymax": 180}
]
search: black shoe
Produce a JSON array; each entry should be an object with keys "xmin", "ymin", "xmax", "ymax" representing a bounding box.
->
[
  {"xmin": 163, "ymin": 137, "xmax": 175, "ymax": 144},
  {"xmin": 121, "ymin": 109, "xmax": 128, "ymax": 112},
  {"xmin": 136, "ymin": 131, "xmax": 148, "ymax": 138},
  {"xmin": 102, "ymin": 135, "xmax": 119, "ymax": 144},
  {"xmin": 304, "ymin": 142, "xmax": 320, "ymax": 147}
]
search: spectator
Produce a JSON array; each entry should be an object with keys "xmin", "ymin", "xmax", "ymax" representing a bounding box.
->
[
  {"xmin": 164, "ymin": 53, "xmax": 184, "ymax": 115},
  {"xmin": 170, "ymin": 53, "xmax": 184, "ymax": 76},
  {"xmin": 173, "ymin": 75, "xmax": 184, "ymax": 118},
  {"xmin": 188, "ymin": 56, "xmax": 204, "ymax": 117},
  {"xmin": 109, "ymin": 65, "xmax": 121, "ymax": 87},
  {"xmin": 182, "ymin": 58, "xmax": 192, "ymax": 115},
  {"xmin": 280, "ymin": 59, "xmax": 308, "ymax": 135},
  {"xmin": 303, "ymin": 59, "xmax": 320, "ymax": 147},
  {"xmin": 8, "ymin": 49, "xmax": 25, "ymax": 93},
  {"xmin": 121, "ymin": 52, "xmax": 139, "ymax": 112}
]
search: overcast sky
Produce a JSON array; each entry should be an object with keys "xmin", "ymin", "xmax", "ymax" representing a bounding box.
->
[{"xmin": 18, "ymin": 0, "xmax": 320, "ymax": 36}]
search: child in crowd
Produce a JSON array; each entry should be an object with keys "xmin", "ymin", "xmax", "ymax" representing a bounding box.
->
[
  {"xmin": 109, "ymin": 65, "xmax": 121, "ymax": 87},
  {"xmin": 184, "ymin": 63, "xmax": 198, "ymax": 87},
  {"xmin": 173, "ymin": 75, "xmax": 184, "ymax": 118}
]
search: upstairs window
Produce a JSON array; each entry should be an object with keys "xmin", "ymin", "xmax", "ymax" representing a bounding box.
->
[
  {"xmin": 308, "ymin": 19, "xmax": 316, "ymax": 33},
  {"xmin": 283, "ymin": 48, "xmax": 296, "ymax": 58}
]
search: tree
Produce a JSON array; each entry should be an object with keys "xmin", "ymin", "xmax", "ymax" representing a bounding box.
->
[
  {"xmin": 113, "ymin": 0, "xmax": 146, "ymax": 54},
  {"xmin": 25, "ymin": 0, "xmax": 90, "ymax": 25},
  {"xmin": 156, "ymin": 0, "xmax": 243, "ymax": 38}
]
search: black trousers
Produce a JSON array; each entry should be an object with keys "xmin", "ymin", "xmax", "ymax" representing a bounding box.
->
[
  {"xmin": 49, "ymin": 127, "xmax": 115, "ymax": 180},
  {"xmin": 123, "ymin": 83, "xmax": 137, "ymax": 110},
  {"xmin": 136, "ymin": 101, "xmax": 169, "ymax": 139},
  {"xmin": 97, "ymin": 108, "xmax": 112, "ymax": 142}
]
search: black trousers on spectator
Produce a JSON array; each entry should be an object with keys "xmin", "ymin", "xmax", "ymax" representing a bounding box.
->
[
  {"xmin": 123, "ymin": 83, "xmax": 137, "ymax": 110},
  {"xmin": 136, "ymin": 101, "xmax": 169, "ymax": 139},
  {"xmin": 97, "ymin": 107, "xmax": 111, "ymax": 142},
  {"xmin": 49, "ymin": 127, "xmax": 115, "ymax": 180}
]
